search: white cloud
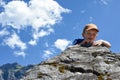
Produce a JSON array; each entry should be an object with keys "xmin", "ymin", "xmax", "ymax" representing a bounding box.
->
[
  {"xmin": 94, "ymin": 0, "xmax": 110, "ymax": 5},
  {"xmin": 100, "ymin": 0, "xmax": 108, "ymax": 5},
  {"xmin": 14, "ymin": 51, "xmax": 26, "ymax": 58},
  {"xmin": 0, "ymin": 1, "xmax": 30, "ymax": 30},
  {"xmin": 0, "ymin": 0, "xmax": 5, "ymax": 6},
  {"xmin": 80, "ymin": 10, "xmax": 86, "ymax": 14},
  {"xmin": 42, "ymin": 50, "xmax": 53, "ymax": 60},
  {"xmin": 0, "ymin": 29, "xmax": 10, "ymax": 37},
  {"xmin": 89, "ymin": 16, "xmax": 94, "ymax": 22},
  {"xmin": 0, "ymin": 0, "xmax": 70, "ymax": 40},
  {"xmin": 33, "ymin": 29, "xmax": 54, "ymax": 40},
  {"xmin": 3, "ymin": 32, "xmax": 27, "ymax": 50},
  {"xmin": 45, "ymin": 42, "xmax": 49, "ymax": 47},
  {"xmin": 28, "ymin": 39, "xmax": 37, "ymax": 46},
  {"xmin": 0, "ymin": 0, "xmax": 70, "ymax": 57},
  {"xmin": 0, "ymin": 0, "xmax": 70, "ymax": 56},
  {"xmin": 54, "ymin": 39, "xmax": 71, "ymax": 51}
]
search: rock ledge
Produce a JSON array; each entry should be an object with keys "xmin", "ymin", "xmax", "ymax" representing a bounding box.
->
[{"xmin": 21, "ymin": 46, "xmax": 120, "ymax": 80}]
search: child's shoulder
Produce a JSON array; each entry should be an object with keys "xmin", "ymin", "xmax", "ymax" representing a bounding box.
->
[{"xmin": 73, "ymin": 38, "xmax": 84, "ymax": 45}]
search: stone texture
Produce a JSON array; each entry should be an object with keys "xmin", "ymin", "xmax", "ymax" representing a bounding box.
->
[
  {"xmin": 0, "ymin": 69, "xmax": 4, "ymax": 80},
  {"xmin": 0, "ymin": 63, "xmax": 34, "ymax": 80},
  {"xmin": 21, "ymin": 46, "xmax": 120, "ymax": 80}
]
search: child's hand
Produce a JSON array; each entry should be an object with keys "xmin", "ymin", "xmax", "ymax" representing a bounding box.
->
[
  {"xmin": 93, "ymin": 40, "xmax": 111, "ymax": 48},
  {"xmin": 93, "ymin": 40, "xmax": 103, "ymax": 46}
]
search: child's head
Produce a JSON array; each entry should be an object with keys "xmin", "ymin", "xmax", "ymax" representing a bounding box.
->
[{"xmin": 82, "ymin": 23, "xmax": 99, "ymax": 43}]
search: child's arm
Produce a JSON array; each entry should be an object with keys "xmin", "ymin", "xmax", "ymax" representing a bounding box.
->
[{"xmin": 94, "ymin": 40, "xmax": 111, "ymax": 48}]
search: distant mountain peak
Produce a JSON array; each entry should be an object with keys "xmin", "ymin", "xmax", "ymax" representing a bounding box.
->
[{"xmin": 0, "ymin": 63, "xmax": 33, "ymax": 80}]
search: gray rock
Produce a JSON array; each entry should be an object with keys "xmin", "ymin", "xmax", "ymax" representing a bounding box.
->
[
  {"xmin": 0, "ymin": 63, "xmax": 34, "ymax": 80},
  {"xmin": 21, "ymin": 46, "xmax": 120, "ymax": 80},
  {"xmin": 0, "ymin": 69, "xmax": 4, "ymax": 80}
]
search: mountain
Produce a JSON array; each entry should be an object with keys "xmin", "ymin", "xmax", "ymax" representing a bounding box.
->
[
  {"xmin": 0, "ymin": 63, "xmax": 34, "ymax": 80},
  {"xmin": 21, "ymin": 46, "xmax": 120, "ymax": 80},
  {"xmin": 1, "ymin": 46, "xmax": 120, "ymax": 80}
]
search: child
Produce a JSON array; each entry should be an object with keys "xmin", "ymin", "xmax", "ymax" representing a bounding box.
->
[{"xmin": 73, "ymin": 23, "xmax": 111, "ymax": 48}]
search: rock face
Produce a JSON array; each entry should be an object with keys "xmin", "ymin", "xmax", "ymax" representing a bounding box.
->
[
  {"xmin": 0, "ymin": 69, "xmax": 4, "ymax": 80},
  {"xmin": 0, "ymin": 63, "xmax": 34, "ymax": 80},
  {"xmin": 21, "ymin": 46, "xmax": 120, "ymax": 80}
]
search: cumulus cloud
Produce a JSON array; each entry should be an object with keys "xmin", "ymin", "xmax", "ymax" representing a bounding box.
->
[
  {"xmin": 94, "ymin": 0, "xmax": 110, "ymax": 5},
  {"xmin": 54, "ymin": 39, "xmax": 71, "ymax": 51},
  {"xmin": 41, "ymin": 39, "xmax": 71, "ymax": 60},
  {"xmin": 14, "ymin": 51, "xmax": 26, "ymax": 58},
  {"xmin": 3, "ymin": 32, "xmax": 27, "ymax": 50},
  {"xmin": 0, "ymin": 0, "xmax": 70, "ymax": 40},
  {"xmin": 33, "ymin": 29, "xmax": 54, "ymax": 40},
  {"xmin": 0, "ymin": 0, "xmax": 70, "ymax": 57},
  {"xmin": 28, "ymin": 39, "xmax": 37, "ymax": 46},
  {"xmin": 0, "ymin": 29, "xmax": 10, "ymax": 37},
  {"xmin": 100, "ymin": 0, "xmax": 109, "ymax": 5},
  {"xmin": 42, "ymin": 50, "xmax": 53, "ymax": 60},
  {"xmin": 0, "ymin": 0, "xmax": 5, "ymax": 6}
]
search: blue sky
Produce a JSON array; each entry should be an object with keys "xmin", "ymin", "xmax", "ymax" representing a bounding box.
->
[{"xmin": 0, "ymin": 0, "xmax": 120, "ymax": 66}]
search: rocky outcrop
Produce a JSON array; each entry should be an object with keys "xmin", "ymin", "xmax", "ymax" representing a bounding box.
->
[
  {"xmin": 21, "ymin": 46, "xmax": 120, "ymax": 80},
  {"xmin": 0, "ymin": 63, "xmax": 34, "ymax": 80},
  {"xmin": 0, "ymin": 69, "xmax": 4, "ymax": 80}
]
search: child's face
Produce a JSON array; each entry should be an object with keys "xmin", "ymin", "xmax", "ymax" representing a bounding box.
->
[{"xmin": 82, "ymin": 29, "xmax": 98, "ymax": 43}]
